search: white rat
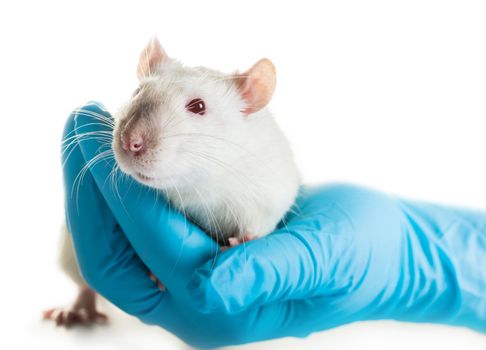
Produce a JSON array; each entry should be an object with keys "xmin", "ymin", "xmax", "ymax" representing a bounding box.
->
[{"xmin": 44, "ymin": 38, "xmax": 300, "ymax": 327}]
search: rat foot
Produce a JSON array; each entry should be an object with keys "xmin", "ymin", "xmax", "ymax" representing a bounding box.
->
[
  {"xmin": 222, "ymin": 233, "xmax": 255, "ymax": 251},
  {"xmin": 43, "ymin": 287, "xmax": 107, "ymax": 328},
  {"xmin": 149, "ymin": 271, "xmax": 166, "ymax": 291}
]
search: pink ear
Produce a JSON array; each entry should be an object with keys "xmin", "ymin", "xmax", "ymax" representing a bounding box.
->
[
  {"xmin": 137, "ymin": 37, "xmax": 168, "ymax": 80},
  {"xmin": 236, "ymin": 58, "xmax": 276, "ymax": 115}
]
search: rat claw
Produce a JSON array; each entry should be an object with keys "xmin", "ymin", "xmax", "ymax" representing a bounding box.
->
[
  {"xmin": 222, "ymin": 233, "xmax": 256, "ymax": 250},
  {"xmin": 43, "ymin": 308, "xmax": 55, "ymax": 320},
  {"xmin": 44, "ymin": 307, "xmax": 108, "ymax": 328},
  {"xmin": 228, "ymin": 237, "xmax": 241, "ymax": 247},
  {"xmin": 243, "ymin": 233, "xmax": 255, "ymax": 242},
  {"xmin": 221, "ymin": 233, "xmax": 255, "ymax": 251}
]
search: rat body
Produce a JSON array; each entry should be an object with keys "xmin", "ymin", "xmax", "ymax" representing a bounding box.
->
[
  {"xmin": 112, "ymin": 39, "xmax": 299, "ymax": 244},
  {"xmin": 45, "ymin": 38, "xmax": 299, "ymax": 326}
]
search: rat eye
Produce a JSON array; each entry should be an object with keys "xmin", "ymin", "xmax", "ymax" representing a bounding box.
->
[{"xmin": 186, "ymin": 98, "xmax": 206, "ymax": 115}]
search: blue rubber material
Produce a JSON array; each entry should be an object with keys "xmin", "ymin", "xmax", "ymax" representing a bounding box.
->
[{"xmin": 62, "ymin": 102, "xmax": 486, "ymax": 348}]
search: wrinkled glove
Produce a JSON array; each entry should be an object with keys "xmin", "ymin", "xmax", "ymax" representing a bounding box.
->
[{"xmin": 62, "ymin": 102, "xmax": 486, "ymax": 348}]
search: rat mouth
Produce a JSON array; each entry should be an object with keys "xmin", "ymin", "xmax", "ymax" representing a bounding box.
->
[{"xmin": 135, "ymin": 172, "xmax": 154, "ymax": 182}]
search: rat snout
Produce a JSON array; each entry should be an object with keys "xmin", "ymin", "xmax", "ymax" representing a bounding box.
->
[
  {"xmin": 118, "ymin": 99, "xmax": 160, "ymax": 158},
  {"xmin": 119, "ymin": 117, "xmax": 159, "ymax": 158},
  {"xmin": 121, "ymin": 131, "xmax": 145, "ymax": 155}
]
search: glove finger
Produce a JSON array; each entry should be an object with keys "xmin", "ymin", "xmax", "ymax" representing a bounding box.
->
[
  {"xmin": 186, "ymin": 194, "xmax": 354, "ymax": 314},
  {"xmin": 62, "ymin": 110, "xmax": 176, "ymax": 326},
  {"xmin": 70, "ymin": 102, "xmax": 218, "ymax": 291},
  {"xmin": 187, "ymin": 231, "xmax": 325, "ymax": 314},
  {"xmin": 187, "ymin": 184, "xmax": 404, "ymax": 314}
]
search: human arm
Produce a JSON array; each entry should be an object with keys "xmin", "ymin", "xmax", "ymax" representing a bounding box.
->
[{"xmin": 63, "ymin": 102, "xmax": 486, "ymax": 348}]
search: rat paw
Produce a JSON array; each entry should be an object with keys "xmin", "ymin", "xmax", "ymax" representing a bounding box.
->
[
  {"xmin": 221, "ymin": 233, "xmax": 256, "ymax": 250},
  {"xmin": 43, "ymin": 307, "xmax": 108, "ymax": 328},
  {"xmin": 44, "ymin": 288, "xmax": 107, "ymax": 328},
  {"xmin": 149, "ymin": 271, "xmax": 166, "ymax": 291}
]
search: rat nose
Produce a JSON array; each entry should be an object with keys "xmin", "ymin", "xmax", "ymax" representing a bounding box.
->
[{"xmin": 122, "ymin": 132, "xmax": 145, "ymax": 155}]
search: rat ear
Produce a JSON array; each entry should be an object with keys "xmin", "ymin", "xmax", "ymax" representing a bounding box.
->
[
  {"xmin": 235, "ymin": 58, "xmax": 276, "ymax": 115},
  {"xmin": 137, "ymin": 37, "xmax": 168, "ymax": 80}
]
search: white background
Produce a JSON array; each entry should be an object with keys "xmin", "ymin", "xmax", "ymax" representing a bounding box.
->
[{"xmin": 2, "ymin": 0, "xmax": 486, "ymax": 349}]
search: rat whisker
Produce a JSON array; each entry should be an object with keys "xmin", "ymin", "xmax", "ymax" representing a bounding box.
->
[
  {"xmin": 184, "ymin": 151, "xmax": 271, "ymax": 233},
  {"xmin": 185, "ymin": 149, "xmax": 265, "ymax": 198},
  {"xmin": 108, "ymin": 164, "xmax": 133, "ymax": 220},
  {"xmin": 159, "ymin": 113, "xmax": 195, "ymax": 132},
  {"xmin": 177, "ymin": 171, "xmax": 226, "ymax": 263},
  {"xmin": 182, "ymin": 149, "xmax": 261, "ymax": 218},
  {"xmin": 163, "ymin": 177, "xmax": 190, "ymax": 279},
  {"xmin": 180, "ymin": 154, "xmax": 244, "ymax": 234},
  {"xmin": 62, "ymin": 124, "xmax": 114, "ymax": 145},
  {"xmin": 113, "ymin": 165, "xmax": 124, "ymax": 204},
  {"xmin": 61, "ymin": 136, "xmax": 113, "ymax": 158},
  {"xmin": 61, "ymin": 131, "xmax": 113, "ymax": 151},
  {"xmin": 62, "ymin": 129, "xmax": 113, "ymax": 144},
  {"xmin": 62, "ymin": 134, "xmax": 113, "ymax": 169},
  {"xmin": 161, "ymin": 132, "xmax": 279, "ymax": 178},
  {"xmin": 72, "ymin": 109, "xmax": 115, "ymax": 128},
  {"xmin": 72, "ymin": 149, "xmax": 114, "ymax": 213}
]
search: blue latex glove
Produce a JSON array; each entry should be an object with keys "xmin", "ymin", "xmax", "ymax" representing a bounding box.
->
[{"xmin": 63, "ymin": 102, "xmax": 486, "ymax": 348}]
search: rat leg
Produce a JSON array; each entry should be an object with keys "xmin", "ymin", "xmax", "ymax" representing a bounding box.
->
[
  {"xmin": 43, "ymin": 286, "xmax": 107, "ymax": 327},
  {"xmin": 44, "ymin": 224, "xmax": 107, "ymax": 327}
]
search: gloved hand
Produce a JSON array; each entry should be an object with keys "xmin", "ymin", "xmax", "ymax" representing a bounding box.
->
[{"xmin": 63, "ymin": 102, "xmax": 486, "ymax": 348}]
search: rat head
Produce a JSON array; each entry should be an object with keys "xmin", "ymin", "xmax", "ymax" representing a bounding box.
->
[{"xmin": 113, "ymin": 37, "xmax": 277, "ymax": 189}]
